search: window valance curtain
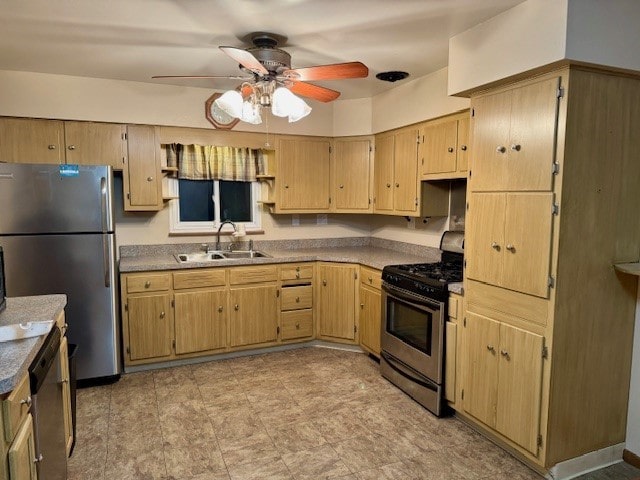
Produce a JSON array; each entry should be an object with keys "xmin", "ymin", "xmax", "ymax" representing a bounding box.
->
[{"xmin": 164, "ymin": 143, "xmax": 265, "ymax": 182}]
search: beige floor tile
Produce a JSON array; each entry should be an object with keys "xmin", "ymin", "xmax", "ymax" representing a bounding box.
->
[
  {"xmin": 218, "ymin": 430, "xmax": 280, "ymax": 467},
  {"xmin": 355, "ymin": 461, "xmax": 424, "ymax": 480},
  {"xmin": 75, "ymin": 384, "xmax": 112, "ymax": 419},
  {"xmin": 311, "ymin": 407, "xmax": 372, "ymax": 443},
  {"xmin": 182, "ymin": 470, "xmax": 231, "ymax": 480},
  {"xmin": 104, "ymin": 448, "xmax": 169, "ymax": 480},
  {"xmin": 332, "ymin": 433, "xmax": 402, "ymax": 473},
  {"xmin": 207, "ymin": 405, "xmax": 266, "ymax": 441},
  {"xmin": 163, "ymin": 441, "xmax": 227, "ymax": 478},
  {"xmin": 266, "ymin": 420, "xmax": 328, "ymax": 454},
  {"xmin": 227, "ymin": 458, "xmax": 293, "ymax": 480},
  {"xmin": 281, "ymin": 444, "xmax": 351, "ymax": 479}
]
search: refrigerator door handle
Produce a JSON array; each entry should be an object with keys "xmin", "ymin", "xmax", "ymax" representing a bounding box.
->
[
  {"xmin": 100, "ymin": 177, "xmax": 108, "ymax": 233},
  {"xmin": 102, "ymin": 234, "xmax": 111, "ymax": 288}
]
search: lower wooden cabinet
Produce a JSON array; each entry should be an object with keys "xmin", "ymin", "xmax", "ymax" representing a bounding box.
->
[
  {"xmin": 463, "ymin": 311, "xmax": 544, "ymax": 455},
  {"xmin": 7, "ymin": 414, "xmax": 37, "ymax": 480},
  {"xmin": 281, "ymin": 310, "xmax": 313, "ymax": 340},
  {"xmin": 174, "ymin": 290, "xmax": 227, "ymax": 354},
  {"xmin": 229, "ymin": 285, "xmax": 279, "ymax": 347},
  {"xmin": 358, "ymin": 266, "xmax": 382, "ymax": 356},
  {"xmin": 317, "ymin": 263, "xmax": 358, "ymax": 342},
  {"xmin": 59, "ymin": 337, "xmax": 74, "ymax": 457},
  {"xmin": 125, "ymin": 293, "xmax": 173, "ymax": 362}
]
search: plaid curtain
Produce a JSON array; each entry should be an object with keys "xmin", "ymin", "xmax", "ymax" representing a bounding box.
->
[{"xmin": 165, "ymin": 143, "xmax": 265, "ymax": 181}]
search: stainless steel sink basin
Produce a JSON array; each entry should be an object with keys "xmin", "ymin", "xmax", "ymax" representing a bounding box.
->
[
  {"xmin": 221, "ymin": 250, "xmax": 270, "ymax": 259},
  {"xmin": 174, "ymin": 250, "xmax": 270, "ymax": 263}
]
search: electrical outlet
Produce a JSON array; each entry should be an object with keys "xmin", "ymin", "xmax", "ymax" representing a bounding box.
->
[
  {"xmin": 317, "ymin": 214, "xmax": 328, "ymax": 225},
  {"xmin": 291, "ymin": 214, "xmax": 300, "ymax": 226}
]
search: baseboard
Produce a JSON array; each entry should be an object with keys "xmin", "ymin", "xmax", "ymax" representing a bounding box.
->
[
  {"xmin": 623, "ymin": 449, "xmax": 640, "ymax": 469},
  {"xmin": 547, "ymin": 443, "xmax": 624, "ymax": 479}
]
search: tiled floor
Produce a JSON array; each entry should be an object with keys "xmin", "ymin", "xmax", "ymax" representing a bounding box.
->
[{"xmin": 68, "ymin": 347, "xmax": 640, "ymax": 480}]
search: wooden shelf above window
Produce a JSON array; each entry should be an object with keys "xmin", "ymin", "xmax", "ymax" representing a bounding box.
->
[
  {"xmin": 614, "ymin": 262, "xmax": 640, "ymax": 276},
  {"xmin": 256, "ymin": 175, "xmax": 275, "ymax": 180}
]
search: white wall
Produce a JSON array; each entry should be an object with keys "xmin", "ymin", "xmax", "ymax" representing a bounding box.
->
[{"xmin": 333, "ymin": 98, "xmax": 372, "ymax": 137}]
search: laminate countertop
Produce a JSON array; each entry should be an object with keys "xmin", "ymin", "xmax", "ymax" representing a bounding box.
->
[{"xmin": 0, "ymin": 295, "xmax": 67, "ymax": 395}]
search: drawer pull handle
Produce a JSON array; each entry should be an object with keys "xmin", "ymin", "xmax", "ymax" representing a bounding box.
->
[
  {"xmin": 500, "ymin": 350, "xmax": 511, "ymax": 360},
  {"xmin": 34, "ymin": 454, "xmax": 43, "ymax": 464},
  {"xmin": 368, "ymin": 277, "xmax": 373, "ymax": 283},
  {"xmin": 447, "ymin": 147, "xmax": 454, "ymax": 153},
  {"xmin": 48, "ymin": 144, "xmax": 57, "ymax": 150},
  {"xmin": 510, "ymin": 144, "xmax": 521, "ymax": 151},
  {"xmin": 322, "ymin": 280, "xmax": 327, "ymax": 286},
  {"xmin": 67, "ymin": 145, "xmax": 76, "ymax": 151},
  {"xmin": 234, "ymin": 304, "xmax": 239, "ymax": 311},
  {"xmin": 144, "ymin": 281, "xmax": 151, "ymax": 288},
  {"xmin": 506, "ymin": 244, "xmax": 515, "ymax": 252},
  {"xmin": 218, "ymin": 306, "xmax": 223, "ymax": 313},
  {"xmin": 295, "ymin": 322, "xmax": 300, "ymax": 329},
  {"xmin": 296, "ymin": 267, "xmax": 300, "ymax": 272},
  {"xmin": 20, "ymin": 396, "xmax": 32, "ymax": 408},
  {"xmin": 295, "ymin": 297, "xmax": 300, "ymax": 303},
  {"xmin": 491, "ymin": 242, "xmax": 500, "ymax": 250},
  {"xmin": 296, "ymin": 273, "xmax": 300, "ymax": 279},
  {"xmin": 159, "ymin": 311, "xmax": 165, "ymax": 319},
  {"xmin": 496, "ymin": 145, "xmax": 506, "ymax": 153},
  {"xmin": 460, "ymin": 145, "xmax": 467, "ymax": 151}
]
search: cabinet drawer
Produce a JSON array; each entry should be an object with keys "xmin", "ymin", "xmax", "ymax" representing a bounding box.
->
[
  {"xmin": 173, "ymin": 269, "xmax": 226, "ymax": 290},
  {"xmin": 280, "ymin": 263, "xmax": 314, "ymax": 281},
  {"xmin": 229, "ymin": 265, "xmax": 277, "ymax": 285},
  {"xmin": 2, "ymin": 374, "xmax": 31, "ymax": 443},
  {"xmin": 126, "ymin": 273, "xmax": 171, "ymax": 293},
  {"xmin": 360, "ymin": 266, "xmax": 382, "ymax": 290},
  {"xmin": 448, "ymin": 295, "xmax": 459, "ymax": 319},
  {"xmin": 281, "ymin": 285, "xmax": 313, "ymax": 311},
  {"xmin": 281, "ymin": 310, "xmax": 313, "ymax": 340}
]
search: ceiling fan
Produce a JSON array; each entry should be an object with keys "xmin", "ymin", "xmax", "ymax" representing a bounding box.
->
[{"xmin": 152, "ymin": 32, "xmax": 369, "ymax": 128}]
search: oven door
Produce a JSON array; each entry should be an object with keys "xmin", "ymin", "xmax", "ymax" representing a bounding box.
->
[{"xmin": 381, "ymin": 283, "xmax": 444, "ymax": 383}]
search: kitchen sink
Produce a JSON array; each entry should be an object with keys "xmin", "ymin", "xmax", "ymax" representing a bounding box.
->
[{"xmin": 174, "ymin": 250, "xmax": 270, "ymax": 263}]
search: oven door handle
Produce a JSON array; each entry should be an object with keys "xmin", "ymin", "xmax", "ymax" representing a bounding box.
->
[
  {"xmin": 381, "ymin": 352, "xmax": 438, "ymax": 393},
  {"xmin": 383, "ymin": 284, "xmax": 442, "ymax": 313}
]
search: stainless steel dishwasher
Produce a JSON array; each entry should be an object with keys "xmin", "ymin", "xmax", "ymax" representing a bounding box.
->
[{"xmin": 29, "ymin": 326, "xmax": 67, "ymax": 480}]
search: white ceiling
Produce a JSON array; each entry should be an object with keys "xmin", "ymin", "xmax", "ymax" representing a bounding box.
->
[{"xmin": 0, "ymin": 0, "xmax": 524, "ymax": 102}]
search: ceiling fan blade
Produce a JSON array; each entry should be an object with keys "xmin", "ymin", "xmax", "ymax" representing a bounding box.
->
[
  {"xmin": 152, "ymin": 75, "xmax": 250, "ymax": 80},
  {"xmin": 288, "ymin": 81, "xmax": 340, "ymax": 103},
  {"xmin": 283, "ymin": 62, "xmax": 368, "ymax": 81},
  {"xmin": 219, "ymin": 46, "xmax": 269, "ymax": 76}
]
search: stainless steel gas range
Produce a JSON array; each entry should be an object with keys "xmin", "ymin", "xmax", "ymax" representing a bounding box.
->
[{"xmin": 380, "ymin": 231, "xmax": 464, "ymax": 416}]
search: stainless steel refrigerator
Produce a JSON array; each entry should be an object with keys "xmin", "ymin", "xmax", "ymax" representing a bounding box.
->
[{"xmin": 0, "ymin": 163, "xmax": 121, "ymax": 381}]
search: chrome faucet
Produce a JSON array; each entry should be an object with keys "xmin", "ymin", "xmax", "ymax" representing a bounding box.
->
[{"xmin": 215, "ymin": 220, "xmax": 236, "ymax": 250}]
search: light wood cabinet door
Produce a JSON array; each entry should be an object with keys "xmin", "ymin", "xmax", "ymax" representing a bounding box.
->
[
  {"xmin": 359, "ymin": 284, "xmax": 381, "ymax": 355},
  {"xmin": 63, "ymin": 121, "xmax": 126, "ymax": 169},
  {"xmin": 8, "ymin": 413, "xmax": 38, "ymax": 480},
  {"xmin": 126, "ymin": 293, "xmax": 172, "ymax": 361},
  {"xmin": 496, "ymin": 323, "xmax": 544, "ymax": 455},
  {"xmin": 174, "ymin": 290, "xmax": 227, "ymax": 354},
  {"xmin": 0, "ymin": 117, "xmax": 64, "ymax": 164},
  {"xmin": 466, "ymin": 193, "xmax": 506, "ymax": 288},
  {"xmin": 373, "ymin": 134, "xmax": 394, "ymax": 212},
  {"xmin": 278, "ymin": 138, "xmax": 330, "ymax": 211},
  {"xmin": 124, "ymin": 124, "xmax": 162, "ymax": 211},
  {"xmin": 463, "ymin": 312, "xmax": 500, "ymax": 428},
  {"xmin": 59, "ymin": 337, "xmax": 74, "ymax": 457},
  {"xmin": 421, "ymin": 120, "xmax": 458, "ymax": 175},
  {"xmin": 457, "ymin": 116, "xmax": 470, "ymax": 173},
  {"xmin": 393, "ymin": 129, "xmax": 419, "ymax": 214},
  {"xmin": 317, "ymin": 263, "xmax": 357, "ymax": 341},
  {"xmin": 229, "ymin": 285, "xmax": 278, "ymax": 347},
  {"xmin": 333, "ymin": 138, "xmax": 372, "ymax": 212}
]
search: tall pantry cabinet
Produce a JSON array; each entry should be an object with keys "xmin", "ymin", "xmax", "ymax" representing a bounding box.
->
[{"xmin": 461, "ymin": 66, "xmax": 640, "ymax": 472}]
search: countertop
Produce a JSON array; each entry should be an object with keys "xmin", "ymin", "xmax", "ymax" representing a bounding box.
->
[{"xmin": 0, "ymin": 295, "xmax": 67, "ymax": 395}]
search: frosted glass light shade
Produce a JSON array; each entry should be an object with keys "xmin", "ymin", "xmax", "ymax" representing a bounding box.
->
[
  {"xmin": 271, "ymin": 87, "xmax": 312, "ymax": 122},
  {"xmin": 241, "ymin": 101, "xmax": 262, "ymax": 124},
  {"xmin": 214, "ymin": 90, "xmax": 243, "ymax": 119}
]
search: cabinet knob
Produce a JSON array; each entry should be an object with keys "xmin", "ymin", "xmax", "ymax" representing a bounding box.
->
[
  {"xmin": 295, "ymin": 297, "xmax": 300, "ymax": 303},
  {"xmin": 295, "ymin": 272, "xmax": 300, "ymax": 279},
  {"xmin": 295, "ymin": 322, "xmax": 300, "ymax": 329},
  {"xmin": 496, "ymin": 145, "xmax": 506, "ymax": 153},
  {"xmin": 506, "ymin": 244, "xmax": 515, "ymax": 252},
  {"xmin": 395, "ymin": 183, "xmax": 400, "ymax": 188},
  {"xmin": 33, "ymin": 454, "xmax": 43, "ymax": 464},
  {"xmin": 339, "ymin": 184, "xmax": 344, "ymax": 189},
  {"xmin": 360, "ymin": 303, "xmax": 364, "ymax": 309},
  {"xmin": 460, "ymin": 145, "xmax": 467, "ymax": 151},
  {"xmin": 20, "ymin": 396, "xmax": 32, "ymax": 408},
  {"xmin": 159, "ymin": 311, "xmax": 165, "ymax": 319},
  {"xmin": 386, "ymin": 183, "xmax": 391, "ymax": 188},
  {"xmin": 500, "ymin": 350, "xmax": 511, "ymax": 360},
  {"xmin": 491, "ymin": 242, "xmax": 500, "ymax": 250},
  {"xmin": 234, "ymin": 304, "xmax": 239, "ymax": 311},
  {"xmin": 48, "ymin": 144, "xmax": 57, "ymax": 150},
  {"xmin": 448, "ymin": 147, "xmax": 454, "ymax": 153},
  {"xmin": 218, "ymin": 306, "xmax": 223, "ymax": 313},
  {"xmin": 510, "ymin": 144, "xmax": 521, "ymax": 151},
  {"xmin": 487, "ymin": 345, "xmax": 496, "ymax": 353},
  {"xmin": 144, "ymin": 281, "xmax": 151, "ymax": 288},
  {"xmin": 147, "ymin": 176, "xmax": 154, "ymax": 182},
  {"xmin": 322, "ymin": 280, "xmax": 327, "ymax": 286},
  {"xmin": 67, "ymin": 145, "xmax": 76, "ymax": 151},
  {"xmin": 296, "ymin": 267, "xmax": 300, "ymax": 272},
  {"xmin": 368, "ymin": 276, "xmax": 373, "ymax": 283},
  {"xmin": 284, "ymin": 184, "xmax": 289, "ymax": 189}
]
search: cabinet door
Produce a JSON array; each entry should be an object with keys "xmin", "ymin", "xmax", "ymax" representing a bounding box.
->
[
  {"xmin": 64, "ymin": 121, "xmax": 126, "ymax": 169},
  {"xmin": 59, "ymin": 337, "xmax": 74, "ymax": 457},
  {"xmin": 506, "ymin": 77, "xmax": 559, "ymax": 191},
  {"xmin": 174, "ymin": 290, "xmax": 227, "ymax": 354},
  {"xmin": 393, "ymin": 129, "xmax": 419, "ymax": 214},
  {"xmin": 359, "ymin": 285, "xmax": 381, "ymax": 355},
  {"xmin": 463, "ymin": 312, "xmax": 500, "ymax": 428},
  {"xmin": 229, "ymin": 285, "xmax": 278, "ymax": 347},
  {"xmin": 469, "ymin": 91, "xmax": 511, "ymax": 192},
  {"xmin": 496, "ymin": 323, "xmax": 544, "ymax": 455},
  {"xmin": 465, "ymin": 193, "xmax": 506, "ymax": 287},
  {"xmin": 278, "ymin": 138, "xmax": 330, "ymax": 210},
  {"xmin": 421, "ymin": 120, "xmax": 458, "ymax": 175},
  {"xmin": 126, "ymin": 294, "xmax": 172, "ymax": 361},
  {"xmin": 373, "ymin": 134, "xmax": 394, "ymax": 212},
  {"xmin": 8, "ymin": 414, "xmax": 38, "ymax": 480},
  {"xmin": 0, "ymin": 117, "xmax": 64, "ymax": 164},
  {"xmin": 317, "ymin": 263, "xmax": 357, "ymax": 341},
  {"xmin": 502, "ymin": 193, "xmax": 553, "ymax": 298},
  {"xmin": 334, "ymin": 138, "xmax": 372, "ymax": 212},
  {"xmin": 124, "ymin": 124, "xmax": 162, "ymax": 211},
  {"xmin": 456, "ymin": 116, "xmax": 470, "ymax": 173}
]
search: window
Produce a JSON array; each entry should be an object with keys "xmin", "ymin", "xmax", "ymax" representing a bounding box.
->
[{"xmin": 168, "ymin": 178, "xmax": 261, "ymax": 234}]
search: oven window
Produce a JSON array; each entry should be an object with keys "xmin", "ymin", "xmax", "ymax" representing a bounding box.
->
[{"xmin": 386, "ymin": 297, "xmax": 433, "ymax": 355}]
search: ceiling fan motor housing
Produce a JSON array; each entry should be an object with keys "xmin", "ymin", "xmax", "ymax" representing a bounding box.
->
[{"xmin": 246, "ymin": 46, "xmax": 291, "ymax": 75}]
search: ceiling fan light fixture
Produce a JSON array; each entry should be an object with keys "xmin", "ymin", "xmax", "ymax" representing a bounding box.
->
[
  {"xmin": 272, "ymin": 87, "xmax": 312, "ymax": 122},
  {"xmin": 214, "ymin": 90, "xmax": 243, "ymax": 118},
  {"xmin": 241, "ymin": 100, "xmax": 262, "ymax": 124}
]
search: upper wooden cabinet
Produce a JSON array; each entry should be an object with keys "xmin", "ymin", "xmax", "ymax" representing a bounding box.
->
[
  {"xmin": 123, "ymin": 124, "xmax": 162, "ymax": 211},
  {"xmin": 332, "ymin": 137, "xmax": 373, "ymax": 213},
  {"xmin": 419, "ymin": 112, "xmax": 470, "ymax": 180},
  {"xmin": 0, "ymin": 117, "xmax": 126, "ymax": 169},
  {"xmin": 469, "ymin": 77, "xmax": 559, "ymax": 192},
  {"xmin": 373, "ymin": 134, "xmax": 395, "ymax": 212},
  {"xmin": 276, "ymin": 137, "xmax": 331, "ymax": 212}
]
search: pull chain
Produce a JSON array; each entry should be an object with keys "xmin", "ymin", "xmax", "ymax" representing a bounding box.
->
[{"xmin": 264, "ymin": 110, "xmax": 271, "ymax": 148}]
